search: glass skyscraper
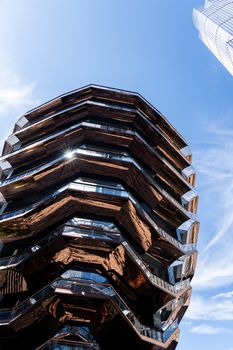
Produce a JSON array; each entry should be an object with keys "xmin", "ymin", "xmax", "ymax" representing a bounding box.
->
[{"xmin": 193, "ymin": 0, "xmax": 233, "ymax": 75}]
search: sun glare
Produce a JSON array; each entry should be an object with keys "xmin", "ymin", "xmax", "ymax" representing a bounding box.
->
[{"xmin": 64, "ymin": 150, "xmax": 75, "ymax": 159}]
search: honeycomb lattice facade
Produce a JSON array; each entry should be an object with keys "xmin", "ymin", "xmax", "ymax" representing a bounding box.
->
[{"xmin": 0, "ymin": 85, "xmax": 199, "ymax": 350}]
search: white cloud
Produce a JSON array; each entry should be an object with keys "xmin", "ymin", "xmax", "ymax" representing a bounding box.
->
[
  {"xmin": 0, "ymin": 65, "xmax": 36, "ymax": 115},
  {"xmin": 0, "ymin": 80, "xmax": 35, "ymax": 112},
  {"xmin": 190, "ymin": 323, "xmax": 233, "ymax": 335},
  {"xmin": 191, "ymin": 118, "xmax": 233, "ymax": 290},
  {"xmin": 0, "ymin": 60, "xmax": 37, "ymax": 151},
  {"xmin": 185, "ymin": 119, "xmax": 233, "ymax": 329},
  {"xmin": 186, "ymin": 294, "xmax": 233, "ymax": 321},
  {"xmin": 212, "ymin": 291, "xmax": 233, "ymax": 300}
]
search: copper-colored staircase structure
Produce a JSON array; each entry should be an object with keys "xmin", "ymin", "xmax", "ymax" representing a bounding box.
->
[{"xmin": 0, "ymin": 85, "xmax": 199, "ymax": 350}]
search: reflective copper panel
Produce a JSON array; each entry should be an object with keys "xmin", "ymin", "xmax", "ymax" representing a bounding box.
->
[{"xmin": 0, "ymin": 85, "xmax": 199, "ymax": 350}]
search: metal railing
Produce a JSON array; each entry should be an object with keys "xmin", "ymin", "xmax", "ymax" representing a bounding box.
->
[
  {"xmin": 38, "ymin": 339, "xmax": 100, "ymax": 350},
  {"xmin": 0, "ymin": 177, "xmax": 197, "ymax": 257},
  {"xmin": 0, "ymin": 275, "xmax": 179, "ymax": 346}
]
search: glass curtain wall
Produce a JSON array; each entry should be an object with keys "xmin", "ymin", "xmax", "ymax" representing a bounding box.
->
[{"xmin": 193, "ymin": 0, "xmax": 233, "ymax": 75}]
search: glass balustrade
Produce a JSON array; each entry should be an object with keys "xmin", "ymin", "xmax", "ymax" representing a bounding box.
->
[
  {"xmin": 54, "ymin": 278, "xmax": 179, "ymax": 344},
  {"xmin": 0, "ymin": 144, "xmax": 196, "ymax": 218},
  {"xmin": 0, "ymin": 216, "xmax": 190, "ymax": 297},
  {"xmin": 54, "ymin": 325, "xmax": 95, "ymax": 342},
  {"xmin": 0, "ymin": 272, "xmax": 179, "ymax": 344},
  {"xmin": 1, "ymin": 119, "xmax": 191, "ymax": 194},
  {"xmin": 39, "ymin": 340, "xmax": 100, "ymax": 350},
  {"xmin": 0, "ymin": 230, "xmax": 61, "ymax": 268}
]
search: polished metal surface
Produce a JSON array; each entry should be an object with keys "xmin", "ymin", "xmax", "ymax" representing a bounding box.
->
[{"xmin": 0, "ymin": 85, "xmax": 199, "ymax": 350}]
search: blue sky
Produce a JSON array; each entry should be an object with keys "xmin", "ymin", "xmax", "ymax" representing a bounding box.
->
[{"xmin": 0, "ymin": 1, "xmax": 233, "ymax": 349}]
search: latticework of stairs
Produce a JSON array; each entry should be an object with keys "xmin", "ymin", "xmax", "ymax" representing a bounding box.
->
[{"xmin": 0, "ymin": 85, "xmax": 199, "ymax": 350}]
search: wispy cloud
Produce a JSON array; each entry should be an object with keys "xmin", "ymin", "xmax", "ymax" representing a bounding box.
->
[
  {"xmin": 212, "ymin": 291, "xmax": 233, "ymax": 300},
  {"xmin": 0, "ymin": 65, "xmax": 36, "ymax": 115},
  {"xmin": 186, "ymin": 294, "xmax": 233, "ymax": 321},
  {"xmin": 191, "ymin": 117, "xmax": 233, "ymax": 290},
  {"xmin": 185, "ymin": 117, "xmax": 233, "ymax": 334},
  {"xmin": 190, "ymin": 323, "xmax": 233, "ymax": 335},
  {"xmin": 0, "ymin": 80, "xmax": 36, "ymax": 113},
  {"xmin": 0, "ymin": 60, "xmax": 37, "ymax": 150}
]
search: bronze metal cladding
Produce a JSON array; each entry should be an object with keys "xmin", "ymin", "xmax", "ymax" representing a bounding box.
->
[{"xmin": 0, "ymin": 85, "xmax": 199, "ymax": 350}]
